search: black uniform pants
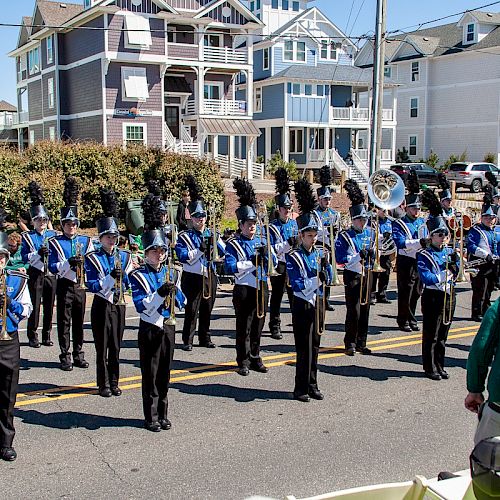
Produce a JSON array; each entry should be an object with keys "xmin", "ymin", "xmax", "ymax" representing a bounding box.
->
[
  {"xmin": 232, "ymin": 284, "xmax": 268, "ymax": 367},
  {"xmin": 181, "ymin": 271, "xmax": 216, "ymax": 346},
  {"xmin": 27, "ymin": 267, "xmax": 56, "ymax": 342},
  {"xmin": 343, "ymin": 269, "xmax": 371, "ymax": 349},
  {"xmin": 138, "ymin": 319, "xmax": 175, "ymax": 423},
  {"xmin": 292, "ymin": 297, "xmax": 324, "ymax": 397},
  {"xmin": 471, "ymin": 267, "xmax": 497, "ymax": 317},
  {"xmin": 269, "ymin": 265, "xmax": 294, "ymax": 332},
  {"xmin": 396, "ymin": 255, "xmax": 422, "ymax": 327},
  {"xmin": 421, "ymin": 288, "xmax": 455, "ymax": 374},
  {"xmin": 371, "ymin": 254, "xmax": 392, "ymax": 300},
  {"xmin": 0, "ymin": 332, "xmax": 19, "ymax": 448},
  {"xmin": 56, "ymin": 279, "xmax": 86, "ymax": 364},
  {"xmin": 91, "ymin": 295, "xmax": 125, "ymax": 390}
]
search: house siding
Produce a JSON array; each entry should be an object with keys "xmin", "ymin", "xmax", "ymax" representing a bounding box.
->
[
  {"xmin": 114, "ymin": 0, "xmax": 161, "ymax": 14},
  {"xmin": 287, "ymin": 95, "xmax": 329, "ymax": 123},
  {"xmin": 106, "ymin": 116, "xmax": 163, "ymax": 147},
  {"xmin": 58, "ymin": 17, "xmax": 105, "ymax": 65},
  {"xmin": 42, "ymin": 71, "xmax": 57, "ymax": 117},
  {"xmin": 41, "ymin": 36, "xmax": 55, "ymax": 70},
  {"xmin": 28, "ymin": 80, "xmax": 43, "ymax": 121},
  {"xmin": 254, "ymin": 49, "xmax": 272, "ymax": 81},
  {"xmin": 255, "ymin": 84, "xmax": 284, "ymax": 120},
  {"xmin": 60, "ymin": 60, "xmax": 103, "ymax": 115},
  {"xmin": 60, "ymin": 116, "xmax": 103, "ymax": 142},
  {"xmin": 29, "ymin": 123, "xmax": 43, "ymax": 142},
  {"xmin": 43, "ymin": 120, "xmax": 58, "ymax": 139},
  {"xmin": 273, "ymin": 43, "xmax": 315, "ymax": 75}
]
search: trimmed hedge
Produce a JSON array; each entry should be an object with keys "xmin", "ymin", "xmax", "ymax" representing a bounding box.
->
[{"xmin": 0, "ymin": 142, "xmax": 225, "ymax": 228}]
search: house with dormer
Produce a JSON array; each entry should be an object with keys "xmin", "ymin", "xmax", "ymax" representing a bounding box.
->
[
  {"xmin": 236, "ymin": 0, "xmax": 398, "ymax": 183},
  {"xmin": 356, "ymin": 10, "xmax": 500, "ymax": 165},
  {"xmin": 9, "ymin": 0, "xmax": 265, "ymax": 178}
]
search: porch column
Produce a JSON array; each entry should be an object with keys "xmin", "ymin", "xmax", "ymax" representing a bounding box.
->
[
  {"xmin": 265, "ymin": 127, "xmax": 271, "ymax": 162},
  {"xmin": 213, "ymin": 135, "xmax": 218, "ymax": 158},
  {"xmin": 197, "ymin": 26, "xmax": 206, "ymax": 62},
  {"xmin": 228, "ymin": 135, "xmax": 235, "ymax": 178},
  {"xmin": 247, "ymin": 137, "xmax": 254, "ymax": 180},
  {"xmin": 196, "ymin": 67, "xmax": 206, "ymax": 115},
  {"xmin": 246, "ymin": 68, "xmax": 254, "ymax": 117},
  {"xmin": 283, "ymin": 126, "xmax": 290, "ymax": 162},
  {"xmin": 324, "ymin": 127, "xmax": 331, "ymax": 165}
]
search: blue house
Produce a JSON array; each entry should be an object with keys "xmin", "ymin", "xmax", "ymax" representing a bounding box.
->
[{"xmin": 237, "ymin": 0, "xmax": 399, "ymax": 182}]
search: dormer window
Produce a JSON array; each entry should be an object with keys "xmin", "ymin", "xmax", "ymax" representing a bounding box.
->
[
  {"xmin": 320, "ymin": 40, "xmax": 337, "ymax": 61},
  {"xmin": 466, "ymin": 23, "xmax": 476, "ymax": 43}
]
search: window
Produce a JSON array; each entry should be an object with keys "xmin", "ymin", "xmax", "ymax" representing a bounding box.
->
[
  {"xmin": 204, "ymin": 34, "xmax": 222, "ymax": 48},
  {"xmin": 124, "ymin": 124, "xmax": 147, "ymax": 146},
  {"xmin": 47, "ymin": 78, "xmax": 54, "ymax": 109},
  {"xmin": 263, "ymin": 48, "xmax": 269, "ymax": 70},
  {"xmin": 124, "ymin": 13, "xmax": 152, "ymax": 49},
  {"xmin": 284, "ymin": 41, "xmax": 306, "ymax": 62},
  {"xmin": 320, "ymin": 40, "xmax": 337, "ymax": 60},
  {"xmin": 47, "ymin": 35, "xmax": 54, "ymax": 64},
  {"xmin": 49, "ymin": 126, "xmax": 55, "ymax": 142},
  {"xmin": 409, "ymin": 135, "xmax": 417, "ymax": 156},
  {"xmin": 296, "ymin": 42, "xmax": 306, "ymax": 62},
  {"xmin": 290, "ymin": 128, "xmax": 303, "ymax": 154},
  {"xmin": 272, "ymin": 0, "xmax": 278, "ymax": 7},
  {"xmin": 410, "ymin": 97, "xmax": 418, "ymax": 118},
  {"xmin": 250, "ymin": 0, "xmax": 254, "ymax": 10},
  {"xmin": 316, "ymin": 85, "xmax": 324, "ymax": 96},
  {"xmin": 282, "ymin": 0, "xmax": 289, "ymax": 9},
  {"xmin": 204, "ymin": 82, "xmax": 223, "ymax": 100},
  {"xmin": 28, "ymin": 46, "xmax": 40, "ymax": 75},
  {"xmin": 411, "ymin": 61, "xmax": 419, "ymax": 82},
  {"xmin": 466, "ymin": 23, "xmax": 475, "ymax": 42},
  {"xmin": 29, "ymin": 130, "xmax": 35, "ymax": 145},
  {"xmin": 384, "ymin": 66, "xmax": 391, "ymax": 78},
  {"xmin": 255, "ymin": 87, "xmax": 262, "ymax": 112},
  {"xmin": 121, "ymin": 66, "xmax": 149, "ymax": 101},
  {"xmin": 284, "ymin": 40, "xmax": 294, "ymax": 61},
  {"xmin": 305, "ymin": 84, "xmax": 312, "ymax": 96},
  {"xmin": 292, "ymin": 83, "xmax": 300, "ymax": 95},
  {"xmin": 310, "ymin": 128, "xmax": 325, "ymax": 150},
  {"xmin": 292, "ymin": 1, "xmax": 299, "ymax": 11},
  {"xmin": 167, "ymin": 27, "xmax": 177, "ymax": 43},
  {"xmin": 256, "ymin": 0, "xmax": 261, "ymax": 9},
  {"xmin": 84, "ymin": 0, "xmax": 91, "ymax": 8}
]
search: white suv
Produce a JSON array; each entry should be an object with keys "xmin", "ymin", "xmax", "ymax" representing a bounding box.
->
[{"xmin": 445, "ymin": 162, "xmax": 500, "ymax": 193}]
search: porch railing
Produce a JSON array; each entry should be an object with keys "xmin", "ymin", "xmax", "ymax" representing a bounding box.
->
[
  {"xmin": 330, "ymin": 107, "xmax": 394, "ymax": 122},
  {"xmin": 203, "ymin": 46, "xmax": 248, "ymax": 64},
  {"xmin": 353, "ymin": 149, "xmax": 394, "ymax": 162},
  {"xmin": 185, "ymin": 99, "xmax": 247, "ymax": 116}
]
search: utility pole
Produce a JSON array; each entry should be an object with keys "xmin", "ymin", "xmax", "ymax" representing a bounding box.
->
[{"xmin": 368, "ymin": 0, "xmax": 387, "ymax": 176}]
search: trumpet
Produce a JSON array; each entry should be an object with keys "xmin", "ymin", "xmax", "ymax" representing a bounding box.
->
[
  {"xmin": 328, "ymin": 214, "xmax": 341, "ymax": 286},
  {"xmin": 0, "ymin": 270, "xmax": 12, "ymax": 341},
  {"xmin": 202, "ymin": 206, "xmax": 222, "ymax": 300},
  {"xmin": 164, "ymin": 199, "xmax": 178, "ymax": 326},
  {"xmin": 359, "ymin": 242, "xmax": 374, "ymax": 306},
  {"xmin": 42, "ymin": 235, "xmax": 49, "ymax": 274},
  {"xmin": 114, "ymin": 248, "xmax": 126, "ymax": 306},
  {"xmin": 315, "ymin": 248, "xmax": 329, "ymax": 336},
  {"xmin": 448, "ymin": 212, "xmax": 472, "ymax": 283},
  {"xmin": 75, "ymin": 242, "xmax": 86, "ymax": 289}
]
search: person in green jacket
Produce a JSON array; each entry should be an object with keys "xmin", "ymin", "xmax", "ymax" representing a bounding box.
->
[
  {"xmin": 5, "ymin": 233, "xmax": 28, "ymax": 272},
  {"xmin": 465, "ymin": 297, "xmax": 500, "ymax": 445}
]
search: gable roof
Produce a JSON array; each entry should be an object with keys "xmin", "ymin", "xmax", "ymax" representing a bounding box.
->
[
  {"xmin": 465, "ymin": 11, "xmax": 500, "ymax": 25},
  {"xmin": 0, "ymin": 101, "xmax": 17, "ymax": 112},
  {"xmin": 193, "ymin": 0, "xmax": 262, "ymax": 25},
  {"xmin": 36, "ymin": 0, "xmax": 83, "ymax": 27}
]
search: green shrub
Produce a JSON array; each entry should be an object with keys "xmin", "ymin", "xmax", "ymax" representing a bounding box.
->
[
  {"xmin": 442, "ymin": 154, "xmax": 459, "ymax": 170},
  {"xmin": 426, "ymin": 150, "xmax": 439, "ymax": 168},
  {"xmin": 396, "ymin": 147, "xmax": 410, "ymax": 163},
  {"xmin": 484, "ymin": 152, "xmax": 496, "ymax": 164},
  {"xmin": 265, "ymin": 151, "xmax": 298, "ymax": 181}
]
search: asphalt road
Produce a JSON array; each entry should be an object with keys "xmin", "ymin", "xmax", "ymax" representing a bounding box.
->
[{"xmin": 2, "ymin": 280, "xmax": 485, "ymax": 499}]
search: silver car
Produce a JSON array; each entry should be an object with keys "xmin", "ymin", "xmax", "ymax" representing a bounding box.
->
[{"xmin": 445, "ymin": 162, "xmax": 500, "ymax": 193}]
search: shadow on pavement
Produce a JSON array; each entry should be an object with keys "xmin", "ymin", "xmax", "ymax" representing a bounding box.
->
[
  {"xmin": 372, "ymin": 351, "xmax": 467, "ymax": 369},
  {"xmin": 20, "ymin": 358, "xmax": 62, "ymax": 370},
  {"xmin": 320, "ymin": 363, "xmax": 424, "ymax": 381}
]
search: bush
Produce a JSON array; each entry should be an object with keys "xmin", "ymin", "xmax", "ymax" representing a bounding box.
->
[
  {"xmin": 396, "ymin": 147, "xmax": 410, "ymax": 163},
  {"xmin": 265, "ymin": 151, "xmax": 298, "ymax": 181},
  {"xmin": 442, "ymin": 154, "xmax": 459, "ymax": 170},
  {"xmin": 484, "ymin": 152, "xmax": 497, "ymax": 164},
  {"xmin": 426, "ymin": 150, "xmax": 439, "ymax": 168},
  {"xmin": 0, "ymin": 142, "xmax": 225, "ymax": 228}
]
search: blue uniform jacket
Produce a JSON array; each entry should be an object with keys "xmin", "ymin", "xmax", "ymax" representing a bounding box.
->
[
  {"xmin": 175, "ymin": 228, "xmax": 226, "ymax": 276},
  {"xmin": 392, "ymin": 215, "xmax": 427, "ymax": 259},
  {"xmin": 286, "ymin": 245, "xmax": 333, "ymax": 305},
  {"xmin": 467, "ymin": 223, "xmax": 500, "ymax": 260},
  {"xmin": 417, "ymin": 246, "xmax": 456, "ymax": 293},
  {"xmin": 224, "ymin": 233, "xmax": 278, "ymax": 288},
  {"xmin": 335, "ymin": 226, "xmax": 374, "ymax": 274},
  {"xmin": 48, "ymin": 234, "xmax": 94, "ymax": 283},
  {"xmin": 129, "ymin": 264, "xmax": 186, "ymax": 327},
  {"xmin": 315, "ymin": 207, "xmax": 340, "ymax": 247},
  {"xmin": 85, "ymin": 248, "xmax": 133, "ymax": 303},
  {"xmin": 269, "ymin": 217, "xmax": 298, "ymax": 263},
  {"xmin": 1, "ymin": 270, "xmax": 32, "ymax": 333},
  {"xmin": 21, "ymin": 229, "xmax": 57, "ymax": 272}
]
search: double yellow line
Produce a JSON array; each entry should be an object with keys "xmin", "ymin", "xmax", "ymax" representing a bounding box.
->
[{"xmin": 15, "ymin": 325, "xmax": 478, "ymax": 408}]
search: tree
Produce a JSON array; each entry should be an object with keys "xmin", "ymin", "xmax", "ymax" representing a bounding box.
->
[
  {"xmin": 265, "ymin": 151, "xmax": 298, "ymax": 180},
  {"xmin": 396, "ymin": 147, "xmax": 410, "ymax": 163},
  {"xmin": 426, "ymin": 150, "xmax": 439, "ymax": 168}
]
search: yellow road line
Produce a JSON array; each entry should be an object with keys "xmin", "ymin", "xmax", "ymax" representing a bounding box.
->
[{"xmin": 14, "ymin": 327, "xmax": 478, "ymax": 408}]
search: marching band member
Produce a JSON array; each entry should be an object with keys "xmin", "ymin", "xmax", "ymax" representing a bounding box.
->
[
  {"xmin": 175, "ymin": 175, "xmax": 225, "ymax": 351},
  {"xmin": 438, "ymin": 174, "xmax": 454, "ymax": 219},
  {"xmin": 268, "ymin": 168, "xmax": 298, "ymax": 340},
  {"xmin": 392, "ymin": 170, "xmax": 427, "ymax": 333},
  {"xmin": 335, "ymin": 179, "xmax": 374, "ymax": 356},
  {"xmin": 0, "ymin": 209, "xmax": 32, "ymax": 462},
  {"xmin": 224, "ymin": 178, "xmax": 277, "ymax": 376},
  {"xmin": 85, "ymin": 188, "xmax": 133, "ymax": 398},
  {"xmin": 417, "ymin": 189, "xmax": 458, "ymax": 381},
  {"xmin": 485, "ymin": 172, "xmax": 500, "ymax": 290},
  {"xmin": 467, "ymin": 188, "xmax": 500, "ymax": 322},
  {"xmin": 129, "ymin": 193, "xmax": 186, "ymax": 432},
  {"xmin": 21, "ymin": 181, "xmax": 57, "ymax": 348},
  {"xmin": 48, "ymin": 177, "xmax": 94, "ymax": 371},
  {"xmin": 287, "ymin": 178, "xmax": 332, "ymax": 402},
  {"xmin": 370, "ymin": 207, "xmax": 395, "ymax": 305}
]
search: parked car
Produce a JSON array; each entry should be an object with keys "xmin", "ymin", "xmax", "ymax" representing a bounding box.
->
[
  {"xmin": 389, "ymin": 163, "xmax": 440, "ymax": 186},
  {"xmin": 444, "ymin": 162, "xmax": 500, "ymax": 193}
]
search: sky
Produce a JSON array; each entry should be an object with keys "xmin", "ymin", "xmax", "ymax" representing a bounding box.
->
[{"xmin": 0, "ymin": 0, "xmax": 499, "ymax": 106}]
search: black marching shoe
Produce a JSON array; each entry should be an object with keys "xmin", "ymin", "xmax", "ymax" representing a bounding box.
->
[
  {"xmin": 73, "ymin": 359, "xmax": 89, "ymax": 369},
  {"xmin": 28, "ymin": 339, "xmax": 40, "ymax": 348},
  {"xmin": 110, "ymin": 386, "xmax": 122, "ymax": 396},
  {"xmin": 398, "ymin": 323, "xmax": 412, "ymax": 333},
  {"xmin": 357, "ymin": 346, "xmax": 372, "ymax": 355},
  {"xmin": 0, "ymin": 447, "xmax": 17, "ymax": 461},
  {"xmin": 99, "ymin": 388, "xmax": 112, "ymax": 398},
  {"xmin": 60, "ymin": 361, "xmax": 73, "ymax": 372},
  {"xmin": 199, "ymin": 341, "xmax": 216, "ymax": 348},
  {"xmin": 325, "ymin": 302, "xmax": 334, "ymax": 312},
  {"xmin": 369, "ymin": 298, "xmax": 376, "ymax": 306},
  {"xmin": 425, "ymin": 372, "xmax": 442, "ymax": 381},
  {"xmin": 294, "ymin": 393, "xmax": 310, "ymax": 403},
  {"xmin": 159, "ymin": 419, "xmax": 172, "ymax": 430},
  {"xmin": 250, "ymin": 362, "xmax": 268, "ymax": 373},
  {"xmin": 471, "ymin": 315, "xmax": 483, "ymax": 322},
  {"xmin": 41, "ymin": 338, "xmax": 53, "ymax": 347},
  {"xmin": 438, "ymin": 370, "xmax": 450, "ymax": 380},
  {"xmin": 237, "ymin": 366, "xmax": 250, "ymax": 376},
  {"xmin": 308, "ymin": 389, "xmax": 324, "ymax": 400},
  {"xmin": 377, "ymin": 296, "xmax": 391, "ymax": 304},
  {"xmin": 409, "ymin": 323, "xmax": 420, "ymax": 332},
  {"xmin": 270, "ymin": 329, "xmax": 283, "ymax": 340},
  {"xmin": 345, "ymin": 346, "xmax": 356, "ymax": 356},
  {"xmin": 144, "ymin": 421, "xmax": 161, "ymax": 433},
  {"xmin": 182, "ymin": 344, "xmax": 193, "ymax": 352}
]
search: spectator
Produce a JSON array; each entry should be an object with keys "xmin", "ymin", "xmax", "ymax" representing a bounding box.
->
[
  {"xmin": 176, "ymin": 190, "xmax": 192, "ymax": 232},
  {"xmin": 465, "ymin": 297, "xmax": 500, "ymax": 444},
  {"xmin": 117, "ymin": 235, "xmax": 127, "ymax": 249},
  {"xmin": 129, "ymin": 243, "xmax": 144, "ymax": 269},
  {"xmin": 6, "ymin": 233, "xmax": 27, "ymax": 272}
]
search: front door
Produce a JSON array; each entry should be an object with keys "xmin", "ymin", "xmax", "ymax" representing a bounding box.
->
[{"xmin": 165, "ymin": 106, "xmax": 180, "ymax": 139}]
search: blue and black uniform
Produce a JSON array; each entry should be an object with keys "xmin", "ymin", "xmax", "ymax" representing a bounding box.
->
[
  {"xmin": 370, "ymin": 216, "xmax": 394, "ymax": 303},
  {"xmin": 85, "ymin": 249, "xmax": 133, "ymax": 393},
  {"xmin": 130, "ymin": 263, "xmax": 186, "ymax": 426},
  {"xmin": 48, "ymin": 234, "xmax": 93, "ymax": 368},
  {"xmin": 21, "ymin": 228, "xmax": 57, "ymax": 346},
  {"xmin": 286, "ymin": 245, "xmax": 332, "ymax": 398}
]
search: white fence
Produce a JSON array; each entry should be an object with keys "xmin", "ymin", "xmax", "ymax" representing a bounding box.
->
[{"xmin": 204, "ymin": 46, "xmax": 248, "ymax": 64}]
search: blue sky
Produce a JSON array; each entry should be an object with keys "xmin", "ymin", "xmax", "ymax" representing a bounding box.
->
[{"xmin": 0, "ymin": 0, "xmax": 498, "ymax": 106}]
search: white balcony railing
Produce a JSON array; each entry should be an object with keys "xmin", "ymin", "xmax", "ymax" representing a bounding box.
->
[
  {"xmin": 331, "ymin": 107, "xmax": 394, "ymax": 123},
  {"xmin": 353, "ymin": 149, "xmax": 394, "ymax": 162},
  {"xmin": 12, "ymin": 111, "xmax": 29, "ymax": 125},
  {"xmin": 0, "ymin": 114, "xmax": 14, "ymax": 129},
  {"xmin": 185, "ymin": 99, "xmax": 247, "ymax": 116},
  {"xmin": 309, "ymin": 149, "xmax": 326, "ymax": 162},
  {"xmin": 203, "ymin": 46, "xmax": 248, "ymax": 64}
]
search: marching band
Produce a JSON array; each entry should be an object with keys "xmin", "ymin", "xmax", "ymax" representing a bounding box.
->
[{"xmin": 0, "ymin": 166, "xmax": 497, "ymax": 460}]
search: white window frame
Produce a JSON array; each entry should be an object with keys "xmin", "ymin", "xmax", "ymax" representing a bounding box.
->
[
  {"xmin": 263, "ymin": 48, "xmax": 270, "ymax": 70},
  {"xmin": 28, "ymin": 46, "xmax": 40, "ymax": 75},
  {"xmin": 49, "ymin": 126, "xmax": 55, "ymax": 142},
  {"xmin": 409, "ymin": 135, "xmax": 417, "ymax": 156},
  {"xmin": 466, "ymin": 23, "xmax": 476, "ymax": 43},
  {"xmin": 409, "ymin": 97, "xmax": 419, "ymax": 118},
  {"xmin": 167, "ymin": 26, "xmax": 178, "ymax": 44},
  {"xmin": 384, "ymin": 65, "xmax": 391, "ymax": 78},
  {"xmin": 254, "ymin": 87, "xmax": 262, "ymax": 113},
  {"xmin": 47, "ymin": 77, "xmax": 55, "ymax": 109},
  {"xmin": 124, "ymin": 13, "xmax": 152, "ymax": 50},
  {"xmin": 411, "ymin": 61, "xmax": 419, "ymax": 82},
  {"xmin": 204, "ymin": 82, "xmax": 224, "ymax": 100},
  {"xmin": 121, "ymin": 66, "xmax": 149, "ymax": 102},
  {"xmin": 319, "ymin": 39, "xmax": 338, "ymax": 61},
  {"xmin": 204, "ymin": 33, "xmax": 223, "ymax": 48},
  {"xmin": 284, "ymin": 40, "xmax": 294, "ymax": 61},
  {"xmin": 123, "ymin": 123, "xmax": 147, "ymax": 146},
  {"xmin": 46, "ymin": 35, "xmax": 54, "ymax": 64},
  {"xmin": 289, "ymin": 128, "xmax": 304, "ymax": 154},
  {"xmin": 29, "ymin": 129, "xmax": 35, "ymax": 146},
  {"xmin": 284, "ymin": 40, "xmax": 307, "ymax": 63}
]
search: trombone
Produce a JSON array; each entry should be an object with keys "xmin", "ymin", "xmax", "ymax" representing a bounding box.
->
[
  {"xmin": 315, "ymin": 248, "xmax": 329, "ymax": 336},
  {"xmin": 328, "ymin": 214, "xmax": 341, "ymax": 286},
  {"xmin": 256, "ymin": 202, "xmax": 274, "ymax": 319},
  {"xmin": 113, "ymin": 248, "xmax": 126, "ymax": 306},
  {"xmin": 75, "ymin": 242, "xmax": 86, "ymax": 289},
  {"xmin": 448, "ymin": 212, "xmax": 472, "ymax": 283},
  {"xmin": 202, "ymin": 206, "xmax": 222, "ymax": 300},
  {"xmin": 0, "ymin": 270, "xmax": 12, "ymax": 341},
  {"xmin": 164, "ymin": 198, "xmax": 178, "ymax": 326}
]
